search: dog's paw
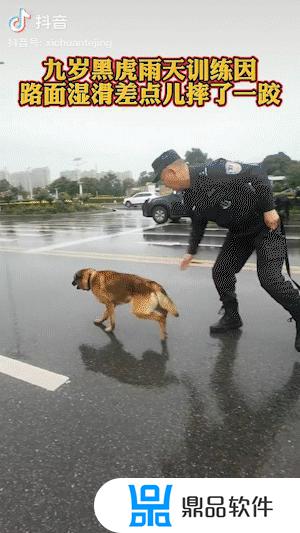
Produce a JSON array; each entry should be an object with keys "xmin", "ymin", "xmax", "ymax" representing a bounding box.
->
[
  {"xmin": 105, "ymin": 326, "xmax": 113, "ymax": 332},
  {"xmin": 94, "ymin": 318, "xmax": 103, "ymax": 324}
]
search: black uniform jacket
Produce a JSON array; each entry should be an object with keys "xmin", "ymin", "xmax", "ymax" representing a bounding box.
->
[{"xmin": 184, "ymin": 159, "xmax": 275, "ymax": 255}]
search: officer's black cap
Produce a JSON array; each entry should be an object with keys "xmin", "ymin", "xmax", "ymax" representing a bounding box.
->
[{"xmin": 152, "ymin": 149, "xmax": 182, "ymax": 182}]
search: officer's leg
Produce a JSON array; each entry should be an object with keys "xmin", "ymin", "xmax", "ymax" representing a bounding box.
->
[
  {"xmin": 255, "ymin": 226, "xmax": 300, "ymax": 351},
  {"xmin": 212, "ymin": 232, "xmax": 255, "ymax": 304},
  {"xmin": 210, "ymin": 232, "xmax": 255, "ymax": 333}
]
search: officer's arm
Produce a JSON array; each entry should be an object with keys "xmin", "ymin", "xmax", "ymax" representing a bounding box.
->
[
  {"xmin": 246, "ymin": 165, "xmax": 275, "ymax": 213},
  {"xmin": 187, "ymin": 214, "xmax": 208, "ymax": 255},
  {"xmin": 237, "ymin": 165, "xmax": 279, "ymax": 228}
]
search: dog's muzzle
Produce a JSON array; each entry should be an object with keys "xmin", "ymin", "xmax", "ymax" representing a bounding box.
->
[{"xmin": 72, "ymin": 280, "xmax": 80, "ymax": 289}]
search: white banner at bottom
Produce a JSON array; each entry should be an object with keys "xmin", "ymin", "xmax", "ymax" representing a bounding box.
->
[{"xmin": 94, "ymin": 477, "xmax": 299, "ymax": 532}]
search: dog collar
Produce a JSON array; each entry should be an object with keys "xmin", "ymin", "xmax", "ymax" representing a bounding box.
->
[
  {"xmin": 86, "ymin": 273, "xmax": 91, "ymax": 290},
  {"xmin": 87, "ymin": 271, "xmax": 96, "ymax": 290}
]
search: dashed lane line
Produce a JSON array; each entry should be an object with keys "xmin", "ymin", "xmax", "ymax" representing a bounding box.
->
[{"xmin": 0, "ymin": 355, "xmax": 69, "ymax": 391}]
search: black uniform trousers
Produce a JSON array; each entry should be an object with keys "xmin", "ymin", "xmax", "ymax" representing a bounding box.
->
[{"xmin": 212, "ymin": 225, "xmax": 300, "ymax": 319}]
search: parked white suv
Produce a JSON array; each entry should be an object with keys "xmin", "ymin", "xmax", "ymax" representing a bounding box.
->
[{"xmin": 123, "ymin": 192, "xmax": 158, "ymax": 208}]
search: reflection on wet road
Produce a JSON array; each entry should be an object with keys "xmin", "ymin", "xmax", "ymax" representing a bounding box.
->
[
  {"xmin": 1, "ymin": 209, "xmax": 300, "ymax": 262},
  {"xmin": 163, "ymin": 331, "xmax": 300, "ymax": 478}
]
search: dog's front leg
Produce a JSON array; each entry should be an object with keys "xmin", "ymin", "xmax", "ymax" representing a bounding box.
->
[
  {"xmin": 105, "ymin": 303, "xmax": 116, "ymax": 332},
  {"xmin": 94, "ymin": 307, "xmax": 109, "ymax": 325}
]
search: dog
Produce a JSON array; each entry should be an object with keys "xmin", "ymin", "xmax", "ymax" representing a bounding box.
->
[{"xmin": 72, "ymin": 268, "xmax": 179, "ymax": 340}]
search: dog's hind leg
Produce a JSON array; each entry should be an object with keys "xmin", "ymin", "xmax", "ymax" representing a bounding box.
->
[
  {"xmin": 159, "ymin": 309, "xmax": 168, "ymax": 340},
  {"xmin": 136, "ymin": 311, "xmax": 167, "ymax": 340},
  {"xmin": 132, "ymin": 296, "xmax": 167, "ymax": 340}
]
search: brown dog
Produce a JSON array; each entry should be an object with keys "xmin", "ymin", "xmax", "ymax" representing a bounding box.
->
[{"xmin": 72, "ymin": 268, "xmax": 179, "ymax": 340}]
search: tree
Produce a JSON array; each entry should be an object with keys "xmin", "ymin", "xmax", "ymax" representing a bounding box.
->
[
  {"xmin": 80, "ymin": 177, "xmax": 99, "ymax": 196},
  {"xmin": 98, "ymin": 173, "xmax": 122, "ymax": 196},
  {"xmin": 262, "ymin": 152, "xmax": 291, "ymax": 176},
  {"xmin": 3, "ymin": 187, "xmax": 18, "ymax": 203},
  {"xmin": 122, "ymin": 178, "xmax": 136, "ymax": 195},
  {"xmin": 184, "ymin": 148, "xmax": 212, "ymax": 166},
  {"xmin": 48, "ymin": 177, "xmax": 79, "ymax": 198},
  {"xmin": 58, "ymin": 192, "xmax": 71, "ymax": 202},
  {"xmin": 0, "ymin": 179, "xmax": 11, "ymax": 192},
  {"xmin": 16, "ymin": 185, "xmax": 29, "ymax": 199},
  {"xmin": 33, "ymin": 187, "xmax": 53, "ymax": 203},
  {"xmin": 285, "ymin": 161, "xmax": 300, "ymax": 189},
  {"xmin": 137, "ymin": 171, "xmax": 154, "ymax": 186}
]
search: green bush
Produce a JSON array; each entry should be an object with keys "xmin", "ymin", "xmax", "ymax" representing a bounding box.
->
[
  {"xmin": 0, "ymin": 202, "xmax": 112, "ymax": 215},
  {"xmin": 81, "ymin": 196, "xmax": 124, "ymax": 204}
]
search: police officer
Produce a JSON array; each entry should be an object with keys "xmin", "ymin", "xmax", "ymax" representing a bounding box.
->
[{"xmin": 152, "ymin": 149, "xmax": 300, "ymax": 352}]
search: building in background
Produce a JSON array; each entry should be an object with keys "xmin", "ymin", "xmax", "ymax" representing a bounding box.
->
[
  {"xmin": 115, "ymin": 170, "xmax": 133, "ymax": 182},
  {"xmin": 59, "ymin": 170, "xmax": 79, "ymax": 180},
  {"xmin": 268, "ymin": 175, "xmax": 286, "ymax": 183},
  {"xmin": 5, "ymin": 167, "xmax": 50, "ymax": 195},
  {"xmin": 29, "ymin": 167, "xmax": 50, "ymax": 188},
  {"xmin": 0, "ymin": 169, "xmax": 9, "ymax": 181},
  {"xmin": 96, "ymin": 170, "xmax": 133, "ymax": 181},
  {"xmin": 59, "ymin": 169, "xmax": 133, "ymax": 181}
]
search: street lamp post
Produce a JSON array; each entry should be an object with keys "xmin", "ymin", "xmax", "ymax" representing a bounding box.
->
[{"xmin": 73, "ymin": 157, "xmax": 84, "ymax": 196}]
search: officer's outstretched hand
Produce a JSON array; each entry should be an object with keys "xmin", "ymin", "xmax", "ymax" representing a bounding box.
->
[
  {"xmin": 263, "ymin": 209, "xmax": 280, "ymax": 230},
  {"xmin": 180, "ymin": 254, "xmax": 193, "ymax": 270}
]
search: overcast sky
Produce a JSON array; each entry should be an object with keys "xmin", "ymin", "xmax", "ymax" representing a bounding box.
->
[{"xmin": 1, "ymin": 0, "xmax": 300, "ymax": 180}]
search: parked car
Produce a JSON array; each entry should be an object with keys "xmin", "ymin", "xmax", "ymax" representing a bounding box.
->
[
  {"xmin": 142, "ymin": 191, "xmax": 188, "ymax": 224},
  {"xmin": 123, "ymin": 192, "xmax": 158, "ymax": 208},
  {"xmin": 277, "ymin": 188, "xmax": 296, "ymax": 196},
  {"xmin": 143, "ymin": 191, "xmax": 292, "ymax": 225}
]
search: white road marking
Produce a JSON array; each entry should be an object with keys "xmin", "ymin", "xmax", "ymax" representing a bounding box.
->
[
  {"xmin": 137, "ymin": 241, "xmax": 222, "ymax": 248},
  {"xmin": 25, "ymin": 224, "xmax": 162, "ymax": 253},
  {"xmin": 0, "ymin": 228, "xmax": 102, "ymax": 234},
  {"xmin": 0, "ymin": 247, "xmax": 24, "ymax": 252},
  {"xmin": 28, "ymin": 249, "xmax": 300, "ymax": 273},
  {"xmin": 143, "ymin": 232, "xmax": 225, "ymax": 238},
  {"xmin": 283, "ymin": 225, "xmax": 300, "ymax": 228},
  {"xmin": 0, "ymin": 354, "xmax": 69, "ymax": 391},
  {"xmin": 0, "ymin": 237, "xmax": 17, "ymax": 242},
  {"xmin": 9, "ymin": 233, "xmax": 51, "ymax": 238},
  {"xmin": 1, "ymin": 247, "xmax": 300, "ymax": 273}
]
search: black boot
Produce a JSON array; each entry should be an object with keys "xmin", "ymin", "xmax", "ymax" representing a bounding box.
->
[
  {"xmin": 210, "ymin": 301, "xmax": 243, "ymax": 334},
  {"xmin": 289, "ymin": 313, "xmax": 300, "ymax": 352},
  {"xmin": 295, "ymin": 319, "xmax": 300, "ymax": 352}
]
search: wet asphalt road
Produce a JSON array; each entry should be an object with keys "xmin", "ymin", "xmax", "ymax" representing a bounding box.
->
[{"xmin": 1, "ymin": 209, "xmax": 300, "ymax": 532}]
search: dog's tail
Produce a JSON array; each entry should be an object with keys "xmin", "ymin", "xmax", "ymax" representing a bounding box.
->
[{"xmin": 156, "ymin": 288, "xmax": 179, "ymax": 317}]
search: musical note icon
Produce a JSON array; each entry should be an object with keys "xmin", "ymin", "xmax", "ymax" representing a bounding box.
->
[{"xmin": 9, "ymin": 8, "xmax": 31, "ymax": 33}]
